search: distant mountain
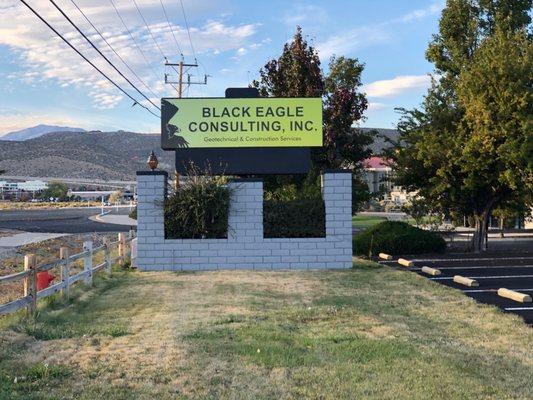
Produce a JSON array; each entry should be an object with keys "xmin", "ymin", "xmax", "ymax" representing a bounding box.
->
[
  {"xmin": 1, "ymin": 124, "xmax": 86, "ymax": 141},
  {"xmin": 0, "ymin": 131, "xmax": 173, "ymax": 180},
  {"xmin": 0, "ymin": 127, "xmax": 397, "ymax": 180}
]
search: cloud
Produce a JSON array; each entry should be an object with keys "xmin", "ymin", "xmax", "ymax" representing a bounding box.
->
[
  {"xmin": 317, "ymin": 1, "xmax": 444, "ymax": 59},
  {"xmin": 400, "ymin": 0, "xmax": 444, "ymax": 22},
  {"xmin": 0, "ymin": 1, "xmax": 258, "ymax": 110},
  {"xmin": 0, "ymin": 112, "xmax": 87, "ymax": 135},
  {"xmin": 363, "ymin": 75, "xmax": 431, "ymax": 98},
  {"xmin": 0, "ymin": 107, "xmax": 23, "ymax": 118},
  {"xmin": 283, "ymin": 4, "xmax": 327, "ymax": 27},
  {"xmin": 317, "ymin": 25, "xmax": 390, "ymax": 59},
  {"xmin": 367, "ymin": 102, "xmax": 388, "ymax": 112}
]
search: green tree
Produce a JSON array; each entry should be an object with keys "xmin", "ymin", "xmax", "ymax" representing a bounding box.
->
[
  {"xmin": 492, "ymin": 199, "xmax": 529, "ymax": 236},
  {"xmin": 457, "ymin": 28, "xmax": 532, "ymax": 247},
  {"xmin": 388, "ymin": 0, "xmax": 532, "ymax": 252},
  {"xmin": 40, "ymin": 181, "xmax": 68, "ymax": 201},
  {"xmin": 253, "ymin": 27, "xmax": 374, "ymax": 210}
]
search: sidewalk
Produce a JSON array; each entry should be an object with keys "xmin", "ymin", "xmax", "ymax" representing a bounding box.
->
[
  {"xmin": 90, "ymin": 213, "xmax": 137, "ymax": 226},
  {"xmin": 0, "ymin": 231, "xmax": 67, "ymax": 248}
]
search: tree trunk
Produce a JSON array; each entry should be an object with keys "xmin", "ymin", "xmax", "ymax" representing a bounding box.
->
[
  {"xmin": 471, "ymin": 199, "xmax": 499, "ymax": 253},
  {"xmin": 499, "ymin": 217, "xmax": 504, "ymax": 238},
  {"xmin": 471, "ymin": 215, "xmax": 488, "ymax": 253}
]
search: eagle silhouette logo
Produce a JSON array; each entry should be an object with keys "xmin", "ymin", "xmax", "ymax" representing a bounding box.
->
[{"xmin": 162, "ymin": 99, "xmax": 189, "ymax": 148}]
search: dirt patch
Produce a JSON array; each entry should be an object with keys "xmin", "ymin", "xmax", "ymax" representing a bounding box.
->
[{"xmin": 0, "ymin": 229, "xmax": 17, "ymax": 238}]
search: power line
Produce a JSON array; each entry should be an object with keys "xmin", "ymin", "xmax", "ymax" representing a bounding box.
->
[
  {"xmin": 108, "ymin": 0, "xmax": 162, "ymax": 85},
  {"xmin": 132, "ymin": 0, "xmax": 167, "ymax": 61},
  {"xmin": 178, "ymin": 0, "xmax": 196, "ymax": 61},
  {"xmin": 159, "ymin": 0, "xmax": 183, "ymax": 58},
  {"xmin": 69, "ymin": 0, "xmax": 160, "ymax": 100},
  {"xmin": 18, "ymin": 0, "xmax": 159, "ymax": 118},
  {"xmin": 177, "ymin": 0, "xmax": 203, "ymax": 96},
  {"xmin": 49, "ymin": 0, "xmax": 160, "ymax": 111}
]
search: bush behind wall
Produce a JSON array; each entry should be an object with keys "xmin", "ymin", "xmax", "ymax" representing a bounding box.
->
[
  {"xmin": 264, "ymin": 198, "xmax": 325, "ymax": 238},
  {"xmin": 353, "ymin": 221, "xmax": 446, "ymax": 256},
  {"xmin": 165, "ymin": 175, "xmax": 231, "ymax": 239}
]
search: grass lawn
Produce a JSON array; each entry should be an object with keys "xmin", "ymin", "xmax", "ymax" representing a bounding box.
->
[
  {"xmin": 1, "ymin": 262, "xmax": 532, "ymax": 399},
  {"xmin": 352, "ymin": 215, "xmax": 388, "ymax": 229},
  {"xmin": 353, "ymin": 215, "xmax": 419, "ymax": 230}
]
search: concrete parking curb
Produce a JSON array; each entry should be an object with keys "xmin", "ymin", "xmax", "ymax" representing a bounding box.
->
[
  {"xmin": 421, "ymin": 266, "xmax": 441, "ymax": 276},
  {"xmin": 379, "ymin": 253, "xmax": 393, "ymax": 260},
  {"xmin": 398, "ymin": 258, "xmax": 414, "ymax": 267},
  {"xmin": 453, "ymin": 275, "xmax": 479, "ymax": 287},
  {"xmin": 497, "ymin": 288, "xmax": 532, "ymax": 303}
]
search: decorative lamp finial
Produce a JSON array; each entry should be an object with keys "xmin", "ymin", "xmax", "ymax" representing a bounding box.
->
[{"xmin": 147, "ymin": 150, "xmax": 159, "ymax": 171}]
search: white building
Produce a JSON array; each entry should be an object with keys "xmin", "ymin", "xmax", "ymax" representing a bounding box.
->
[
  {"xmin": 361, "ymin": 157, "xmax": 410, "ymax": 206},
  {"xmin": 0, "ymin": 181, "xmax": 18, "ymax": 193},
  {"xmin": 362, "ymin": 156, "xmax": 392, "ymax": 194},
  {"xmin": 17, "ymin": 180, "xmax": 48, "ymax": 192},
  {"xmin": 0, "ymin": 180, "xmax": 48, "ymax": 193}
]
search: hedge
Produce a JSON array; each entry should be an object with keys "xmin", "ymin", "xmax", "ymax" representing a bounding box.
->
[
  {"xmin": 264, "ymin": 199, "xmax": 325, "ymax": 238},
  {"xmin": 165, "ymin": 177, "xmax": 230, "ymax": 239},
  {"xmin": 353, "ymin": 221, "xmax": 446, "ymax": 256}
]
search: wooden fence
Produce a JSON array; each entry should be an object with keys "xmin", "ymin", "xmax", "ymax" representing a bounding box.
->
[{"xmin": 0, "ymin": 232, "xmax": 136, "ymax": 316}]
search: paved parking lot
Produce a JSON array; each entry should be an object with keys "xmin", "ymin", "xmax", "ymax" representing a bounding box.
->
[
  {"xmin": 0, "ymin": 207, "xmax": 133, "ymax": 233},
  {"xmin": 379, "ymin": 252, "xmax": 533, "ymax": 325}
]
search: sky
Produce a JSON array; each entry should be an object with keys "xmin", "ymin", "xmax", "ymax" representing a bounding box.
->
[{"xmin": 0, "ymin": 0, "xmax": 444, "ymax": 135}]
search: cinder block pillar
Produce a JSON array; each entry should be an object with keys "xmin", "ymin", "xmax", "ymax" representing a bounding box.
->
[
  {"xmin": 136, "ymin": 171, "xmax": 167, "ymax": 270},
  {"xmin": 227, "ymin": 179, "xmax": 263, "ymax": 242},
  {"xmin": 323, "ymin": 171, "xmax": 353, "ymax": 268}
]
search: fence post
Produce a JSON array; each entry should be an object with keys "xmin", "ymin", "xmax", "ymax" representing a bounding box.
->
[
  {"xmin": 83, "ymin": 240, "xmax": 93, "ymax": 286},
  {"xmin": 23, "ymin": 254, "xmax": 37, "ymax": 316},
  {"xmin": 103, "ymin": 237, "xmax": 112, "ymax": 276},
  {"xmin": 128, "ymin": 229, "xmax": 135, "ymax": 261},
  {"xmin": 118, "ymin": 233, "xmax": 126, "ymax": 267},
  {"xmin": 60, "ymin": 247, "xmax": 70, "ymax": 301}
]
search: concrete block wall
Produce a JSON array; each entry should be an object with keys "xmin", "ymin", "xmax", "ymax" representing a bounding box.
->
[{"xmin": 136, "ymin": 170, "xmax": 352, "ymax": 271}]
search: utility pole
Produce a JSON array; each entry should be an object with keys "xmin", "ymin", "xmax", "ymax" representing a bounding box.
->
[
  {"xmin": 164, "ymin": 60, "xmax": 208, "ymax": 189},
  {"xmin": 164, "ymin": 60, "xmax": 208, "ymax": 98},
  {"xmin": 178, "ymin": 61, "xmax": 184, "ymax": 98}
]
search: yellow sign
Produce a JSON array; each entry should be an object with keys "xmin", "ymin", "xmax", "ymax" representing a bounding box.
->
[{"xmin": 161, "ymin": 97, "xmax": 323, "ymax": 149}]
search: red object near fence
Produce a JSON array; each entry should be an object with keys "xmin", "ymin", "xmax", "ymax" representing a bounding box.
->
[{"xmin": 37, "ymin": 271, "xmax": 55, "ymax": 290}]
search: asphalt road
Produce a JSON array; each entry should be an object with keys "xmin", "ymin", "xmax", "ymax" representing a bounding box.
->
[
  {"xmin": 380, "ymin": 251, "xmax": 533, "ymax": 325},
  {"xmin": 447, "ymin": 237, "xmax": 533, "ymax": 252},
  {"xmin": 0, "ymin": 207, "xmax": 134, "ymax": 233}
]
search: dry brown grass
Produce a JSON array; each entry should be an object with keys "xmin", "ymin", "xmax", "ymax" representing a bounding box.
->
[
  {"xmin": 0, "ymin": 233, "xmax": 123, "ymax": 305},
  {"xmin": 0, "ymin": 263, "xmax": 532, "ymax": 399},
  {"xmin": 0, "ymin": 202, "xmax": 100, "ymax": 210}
]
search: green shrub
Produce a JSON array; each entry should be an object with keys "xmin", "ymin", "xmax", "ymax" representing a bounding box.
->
[
  {"xmin": 128, "ymin": 207, "xmax": 137, "ymax": 220},
  {"xmin": 165, "ymin": 174, "xmax": 230, "ymax": 239},
  {"xmin": 353, "ymin": 221, "xmax": 446, "ymax": 256},
  {"xmin": 264, "ymin": 199, "xmax": 325, "ymax": 238}
]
